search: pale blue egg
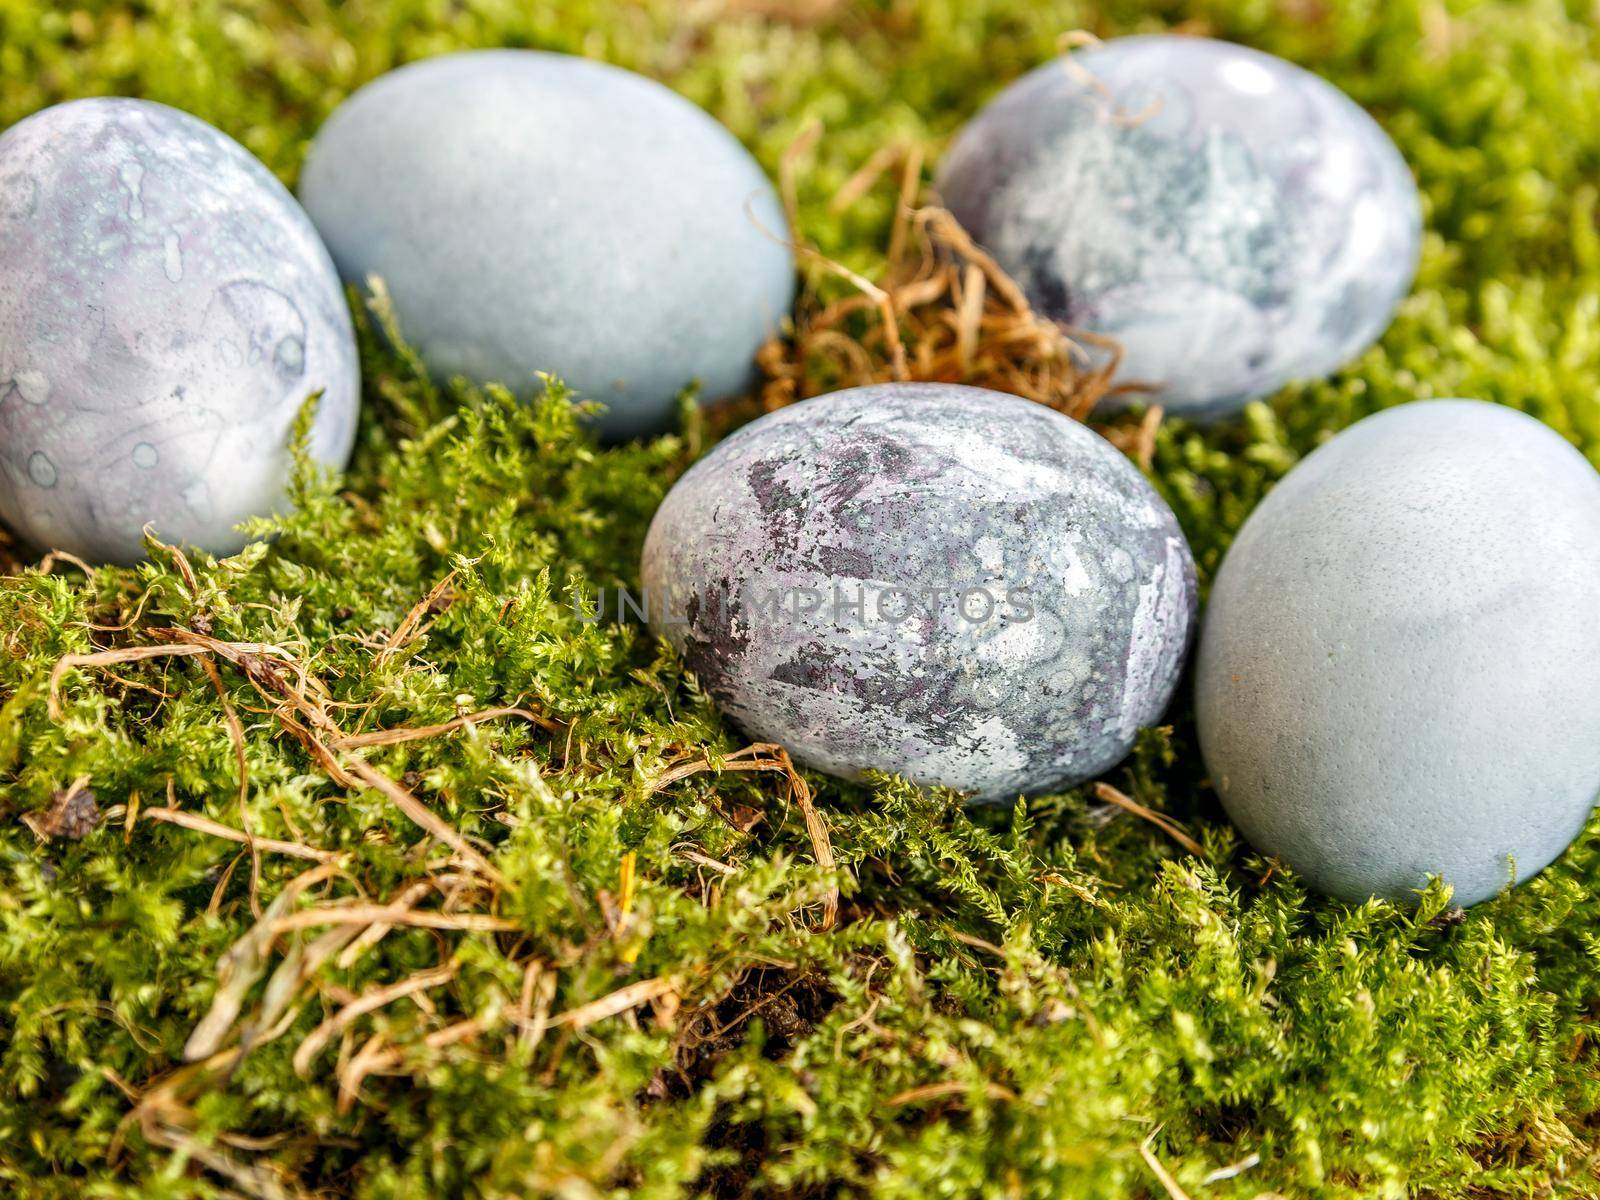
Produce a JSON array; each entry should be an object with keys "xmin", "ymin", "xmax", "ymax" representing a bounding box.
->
[
  {"xmin": 1197, "ymin": 401, "xmax": 1600, "ymax": 904},
  {"xmin": 301, "ymin": 51, "xmax": 795, "ymax": 439}
]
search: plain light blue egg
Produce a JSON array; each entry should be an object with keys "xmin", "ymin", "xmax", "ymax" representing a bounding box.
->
[
  {"xmin": 1197, "ymin": 401, "xmax": 1600, "ymax": 905},
  {"xmin": 300, "ymin": 50, "xmax": 796, "ymax": 440}
]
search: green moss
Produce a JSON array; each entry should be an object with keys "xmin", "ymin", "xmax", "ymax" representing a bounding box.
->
[{"xmin": 3, "ymin": 0, "xmax": 1600, "ymax": 1196}]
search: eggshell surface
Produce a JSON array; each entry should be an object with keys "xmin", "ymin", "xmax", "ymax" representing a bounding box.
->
[
  {"xmin": 300, "ymin": 50, "xmax": 795, "ymax": 439},
  {"xmin": 641, "ymin": 383, "xmax": 1197, "ymax": 801},
  {"xmin": 1196, "ymin": 400, "xmax": 1600, "ymax": 904},
  {"xmin": 937, "ymin": 35, "xmax": 1421, "ymax": 418},
  {"xmin": 0, "ymin": 98, "xmax": 359, "ymax": 565}
]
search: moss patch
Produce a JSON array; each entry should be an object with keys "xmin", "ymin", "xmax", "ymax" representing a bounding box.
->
[{"xmin": 4, "ymin": 1, "xmax": 1600, "ymax": 1196}]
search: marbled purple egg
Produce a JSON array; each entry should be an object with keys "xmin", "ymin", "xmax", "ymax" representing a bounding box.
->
[
  {"xmin": 0, "ymin": 99, "xmax": 359, "ymax": 565},
  {"xmin": 938, "ymin": 36, "xmax": 1421, "ymax": 419},
  {"xmin": 640, "ymin": 383, "xmax": 1197, "ymax": 801}
]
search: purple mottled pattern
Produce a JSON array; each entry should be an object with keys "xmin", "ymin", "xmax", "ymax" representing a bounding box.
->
[
  {"xmin": 641, "ymin": 383, "xmax": 1197, "ymax": 802},
  {"xmin": 0, "ymin": 98, "xmax": 358, "ymax": 564},
  {"xmin": 938, "ymin": 36, "xmax": 1421, "ymax": 419}
]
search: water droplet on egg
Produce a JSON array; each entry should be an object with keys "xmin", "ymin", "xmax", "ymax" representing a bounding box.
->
[
  {"xmin": 274, "ymin": 335, "xmax": 305, "ymax": 379},
  {"xmin": 118, "ymin": 160, "xmax": 144, "ymax": 221},
  {"xmin": 163, "ymin": 232, "xmax": 183, "ymax": 282},
  {"xmin": 13, "ymin": 370, "xmax": 49, "ymax": 405},
  {"xmin": 27, "ymin": 451, "xmax": 57, "ymax": 488}
]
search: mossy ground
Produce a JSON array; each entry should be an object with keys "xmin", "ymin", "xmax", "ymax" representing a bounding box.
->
[{"xmin": 3, "ymin": 1, "xmax": 1600, "ymax": 1196}]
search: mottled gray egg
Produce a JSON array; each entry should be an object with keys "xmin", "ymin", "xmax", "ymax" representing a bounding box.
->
[
  {"xmin": 640, "ymin": 383, "xmax": 1197, "ymax": 801},
  {"xmin": 0, "ymin": 98, "xmax": 359, "ymax": 565},
  {"xmin": 300, "ymin": 50, "xmax": 795, "ymax": 440},
  {"xmin": 937, "ymin": 35, "xmax": 1422, "ymax": 419},
  {"xmin": 1196, "ymin": 401, "xmax": 1600, "ymax": 906}
]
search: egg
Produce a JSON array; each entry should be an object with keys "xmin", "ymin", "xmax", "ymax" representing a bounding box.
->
[
  {"xmin": 1196, "ymin": 401, "xmax": 1600, "ymax": 905},
  {"xmin": 0, "ymin": 98, "xmax": 359, "ymax": 565},
  {"xmin": 299, "ymin": 50, "xmax": 795, "ymax": 440},
  {"xmin": 640, "ymin": 383, "xmax": 1197, "ymax": 801},
  {"xmin": 937, "ymin": 35, "xmax": 1421, "ymax": 419}
]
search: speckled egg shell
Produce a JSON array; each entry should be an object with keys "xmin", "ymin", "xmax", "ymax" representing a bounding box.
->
[
  {"xmin": 1196, "ymin": 401, "xmax": 1600, "ymax": 905},
  {"xmin": 640, "ymin": 383, "xmax": 1197, "ymax": 801},
  {"xmin": 937, "ymin": 35, "xmax": 1422, "ymax": 419},
  {"xmin": 0, "ymin": 98, "xmax": 359, "ymax": 566},
  {"xmin": 299, "ymin": 50, "xmax": 795, "ymax": 440}
]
